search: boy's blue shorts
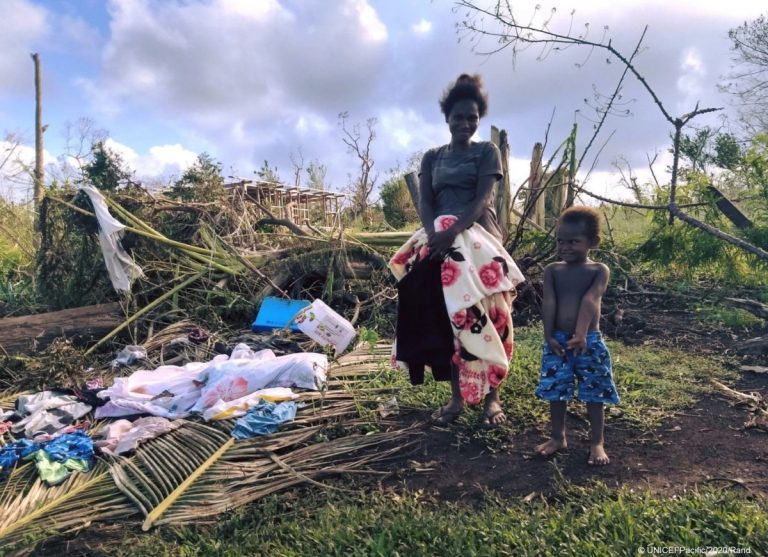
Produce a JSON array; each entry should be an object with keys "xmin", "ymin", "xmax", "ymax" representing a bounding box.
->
[{"xmin": 535, "ymin": 330, "xmax": 620, "ymax": 404}]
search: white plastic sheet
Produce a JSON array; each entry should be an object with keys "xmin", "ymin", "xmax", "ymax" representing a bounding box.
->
[
  {"xmin": 96, "ymin": 345, "xmax": 326, "ymax": 420},
  {"xmin": 79, "ymin": 185, "xmax": 143, "ymax": 292},
  {"xmin": 95, "ymin": 361, "xmax": 208, "ymax": 419},
  {"xmin": 191, "ymin": 344, "xmax": 327, "ymax": 414}
]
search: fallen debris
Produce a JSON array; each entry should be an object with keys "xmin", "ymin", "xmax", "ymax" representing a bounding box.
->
[{"xmin": 711, "ymin": 379, "xmax": 768, "ymax": 433}]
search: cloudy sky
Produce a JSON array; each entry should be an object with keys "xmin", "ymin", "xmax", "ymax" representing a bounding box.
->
[{"xmin": 0, "ymin": 0, "xmax": 764, "ymax": 203}]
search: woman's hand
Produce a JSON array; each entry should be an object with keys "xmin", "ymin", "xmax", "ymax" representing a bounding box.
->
[{"xmin": 428, "ymin": 229, "xmax": 457, "ymax": 260}]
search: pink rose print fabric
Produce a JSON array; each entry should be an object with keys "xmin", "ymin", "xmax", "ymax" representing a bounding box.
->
[{"xmin": 389, "ymin": 216, "xmax": 525, "ymax": 405}]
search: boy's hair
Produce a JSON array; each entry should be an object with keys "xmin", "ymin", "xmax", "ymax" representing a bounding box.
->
[
  {"xmin": 439, "ymin": 74, "xmax": 489, "ymax": 118},
  {"xmin": 558, "ymin": 206, "xmax": 602, "ymax": 244}
]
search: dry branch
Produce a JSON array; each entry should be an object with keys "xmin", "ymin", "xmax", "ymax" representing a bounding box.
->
[
  {"xmin": 722, "ymin": 298, "xmax": 768, "ymax": 320},
  {"xmin": 737, "ymin": 335, "xmax": 768, "ymax": 355},
  {"xmin": 457, "ymin": 1, "xmax": 768, "ymax": 262}
]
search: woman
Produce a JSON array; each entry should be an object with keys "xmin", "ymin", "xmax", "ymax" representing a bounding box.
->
[{"xmin": 390, "ymin": 74, "xmax": 524, "ymax": 427}]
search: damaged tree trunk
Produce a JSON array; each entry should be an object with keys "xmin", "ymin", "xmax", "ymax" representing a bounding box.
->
[{"xmin": 0, "ymin": 303, "xmax": 122, "ymax": 355}]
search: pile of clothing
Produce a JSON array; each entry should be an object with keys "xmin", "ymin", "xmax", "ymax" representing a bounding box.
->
[{"xmin": 0, "ymin": 343, "xmax": 328, "ymax": 484}]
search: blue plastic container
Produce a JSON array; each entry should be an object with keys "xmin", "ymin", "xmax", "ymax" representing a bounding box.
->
[{"xmin": 251, "ymin": 297, "xmax": 311, "ymax": 332}]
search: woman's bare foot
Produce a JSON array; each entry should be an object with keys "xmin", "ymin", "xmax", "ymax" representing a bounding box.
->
[
  {"xmin": 480, "ymin": 399, "xmax": 507, "ymax": 428},
  {"xmin": 430, "ymin": 400, "xmax": 464, "ymax": 425},
  {"xmin": 534, "ymin": 437, "xmax": 567, "ymax": 457},
  {"xmin": 587, "ymin": 443, "xmax": 610, "ymax": 466}
]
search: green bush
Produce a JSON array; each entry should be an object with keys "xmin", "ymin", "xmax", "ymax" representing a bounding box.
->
[{"xmin": 379, "ymin": 174, "xmax": 418, "ymax": 229}]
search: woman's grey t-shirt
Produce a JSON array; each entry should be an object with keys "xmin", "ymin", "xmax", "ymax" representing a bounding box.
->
[{"xmin": 421, "ymin": 141, "xmax": 504, "ymax": 239}]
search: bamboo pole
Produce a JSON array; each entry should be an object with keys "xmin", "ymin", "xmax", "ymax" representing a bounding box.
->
[{"xmin": 84, "ymin": 272, "xmax": 204, "ymax": 356}]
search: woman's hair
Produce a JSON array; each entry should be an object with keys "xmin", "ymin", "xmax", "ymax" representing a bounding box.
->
[
  {"xmin": 439, "ymin": 74, "xmax": 488, "ymax": 118},
  {"xmin": 558, "ymin": 206, "xmax": 602, "ymax": 244}
]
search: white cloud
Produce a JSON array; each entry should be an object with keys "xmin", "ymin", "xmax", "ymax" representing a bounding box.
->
[
  {"xmin": 412, "ymin": 19, "xmax": 432, "ymax": 35},
  {"xmin": 0, "ymin": 0, "xmax": 50, "ymax": 95},
  {"xmin": 217, "ymin": 0, "xmax": 288, "ymax": 21},
  {"xmin": 378, "ymin": 108, "xmax": 447, "ymax": 152},
  {"xmin": 105, "ymin": 138, "xmax": 197, "ymax": 179},
  {"xmin": 295, "ymin": 113, "xmax": 332, "ymax": 136},
  {"xmin": 146, "ymin": 144, "xmax": 199, "ymax": 175},
  {"xmin": 347, "ymin": 0, "xmax": 388, "ymax": 42},
  {"xmin": 677, "ymin": 47, "xmax": 707, "ymax": 110}
]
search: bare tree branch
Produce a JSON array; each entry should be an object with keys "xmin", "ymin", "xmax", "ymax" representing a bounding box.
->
[
  {"xmin": 457, "ymin": 1, "xmax": 768, "ymax": 261},
  {"xmin": 339, "ymin": 112, "xmax": 378, "ymax": 221}
]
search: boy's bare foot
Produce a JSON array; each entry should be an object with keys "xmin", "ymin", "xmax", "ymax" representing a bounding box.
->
[
  {"xmin": 587, "ymin": 443, "xmax": 610, "ymax": 466},
  {"xmin": 535, "ymin": 437, "xmax": 567, "ymax": 457},
  {"xmin": 430, "ymin": 401, "xmax": 464, "ymax": 425}
]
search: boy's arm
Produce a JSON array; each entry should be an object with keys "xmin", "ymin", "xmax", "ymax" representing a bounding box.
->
[
  {"xmin": 566, "ymin": 263, "xmax": 610, "ymax": 354},
  {"xmin": 542, "ymin": 264, "xmax": 564, "ymax": 356}
]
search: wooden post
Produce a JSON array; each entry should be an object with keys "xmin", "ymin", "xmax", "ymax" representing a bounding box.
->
[
  {"xmin": 31, "ymin": 53, "xmax": 44, "ymax": 211},
  {"xmin": 546, "ymin": 167, "xmax": 567, "ymax": 227},
  {"xmin": 565, "ymin": 123, "xmax": 577, "ymax": 209},
  {"xmin": 491, "ymin": 126, "xmax": 511, "ymax": 243},
  {"xmin": 404, "ymin": 172, "xmax": 420, "ymax": 212},
  {"xmin": 527, "ymin": 143, "xmax": 545, "ymax": 226}
]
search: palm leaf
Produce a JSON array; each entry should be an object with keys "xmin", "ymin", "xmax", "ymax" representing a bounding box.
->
[
  {"xmin": 0, "ymin": 390, "xmax": 29, "ymax": 410},
  {"xmin": 0, "ymin": 460, "xmax": 135, "ymax": 550},
  {"xmin": 1, "ymin": 342, "xmax": 413, "ymax": 547}
]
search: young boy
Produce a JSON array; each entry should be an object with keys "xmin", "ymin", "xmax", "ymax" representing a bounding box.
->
[{"xmin": 534, "ymin": 206, "xmax": 619, "ymax": 465}]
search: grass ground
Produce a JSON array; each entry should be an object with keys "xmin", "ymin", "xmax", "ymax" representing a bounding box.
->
[
  {"xmin": 38, "ymin": 322, "xmax": 763, "ymax": 557},
  {"xmin": 118, "ymin": 485, "xmax": 767, "ymax": 556},
  {"xmin": 3, "ymin": 200, "xmax": 767, "ymax": 555}
]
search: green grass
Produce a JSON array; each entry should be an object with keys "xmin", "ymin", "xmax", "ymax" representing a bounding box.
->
[
  {"xmin": 370, "ymin": 325, "xmax": 731, "ymax": 434},
  {"xmin": 602, "ymin": 206, "xmax": 652, "ymax": 246},
  {"xmin": 118, "ymin": 484, "xmax": 768, "ymax": 557},
  {"xmin": 694, "ymin": 304, "xmax": 765, "ymax": 330},
  {"xmin": 0, "ymin": 201, "xmax": 40, "ymax": 316}
]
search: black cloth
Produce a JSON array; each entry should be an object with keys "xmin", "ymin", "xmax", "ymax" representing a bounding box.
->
[{"xmin": 395, "ymin": 257, "xmax": 454, "ymax": 384}]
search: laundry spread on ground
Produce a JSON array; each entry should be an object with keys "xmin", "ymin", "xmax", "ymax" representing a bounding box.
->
[
  {"xmin": 94, "ymin": 416, "xmax": 182, "ymax": 455},
  {"xmin": 1, "ymin": 344, "xmax": 326, "ymax": 482},
  {"xmin": 232, "ymin": 400, "xmax": 298, "ymax": 439},
  {"xmin": 11, "ymin": 391, "xmax": 92, "ymax": 438},
  {"xmin": 96, "ymin": 344, "xmax": 326, "ymax": 419},
  {"xmin": 0, "ymin": 431, "xmax": 94, "ymax": 485}
]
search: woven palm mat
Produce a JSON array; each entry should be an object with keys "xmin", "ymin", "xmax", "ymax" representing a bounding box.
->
[{"xmin": 0, "ymin": 342, "xmax": 417, "ymax": 550}]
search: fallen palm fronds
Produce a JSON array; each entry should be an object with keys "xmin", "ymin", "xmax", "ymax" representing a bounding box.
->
[
  {"xmin": 712, "ymin": 380, "xmax": 768, "ymax": 432},
  {"xmin": 0, "ymin": 461, "xmax": 136, "ymax": 549},
  {"xmin": 85, "ymin": 272, "xmax": 205, "ymax": 356},
  {"xmin": 40, "ymin": 188, "xmax": 396, "ymax": 355},
  {"xmin": 0, "ymin": 342, "xmax": 418, "ymax": 552}
]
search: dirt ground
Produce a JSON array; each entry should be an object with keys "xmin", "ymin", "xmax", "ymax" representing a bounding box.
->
[
  {"xmin": 386, "ymin": 372, "xmax": 768, "ymax": 502},
  {"xmin": 385, "ymin": 300, "xmax": 768, "ymax": 502}
]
